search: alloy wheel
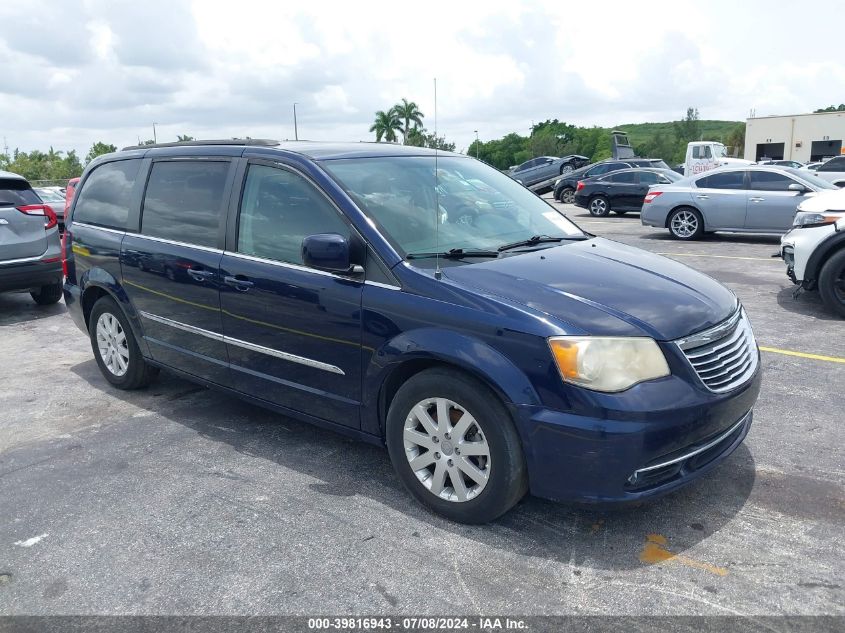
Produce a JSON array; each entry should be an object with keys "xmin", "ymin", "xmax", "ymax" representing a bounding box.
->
[
  {"xmin": 562, "ymin": 189, "xmax": 574, "ymax": 204},
  {"xmin": 590, "ymin": 197, "xmax": 608, "ymax": 215},
  {"xmin": 671, "ymin": 210, "xmax": 698, "ymax": 238},
  {"xmin": 96, "ymin": 313, "xmax": 129, "ymax": 377},
  {"xmin": 402, "ymin": 397, "xmax": 491, "ymax": 502}
]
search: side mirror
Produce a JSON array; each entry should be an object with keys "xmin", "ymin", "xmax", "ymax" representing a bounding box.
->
[
  {"xmin": 301, "ymin": 233, "xmax": 360, "ymax": 274},
  {"xmin": 788, "ymin": 183, "xmax": 807, "ymax": 193}
]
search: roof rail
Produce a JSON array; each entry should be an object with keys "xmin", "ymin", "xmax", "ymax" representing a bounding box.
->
[{"xmin": 121, "ymin": 139, "xmax": 280, "ymax": 151}]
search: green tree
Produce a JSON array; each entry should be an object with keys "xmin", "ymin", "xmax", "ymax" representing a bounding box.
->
[
  {"xmin": 369, "ymin": 109, "xmax": 402, "ymax": 143},
  {"xmin": 392, "ymin": 98, "xmax": 424, "ymax": 145},
  {"xmin": 85, "ymin": 142, "xmax": 117, "ymax": 164},
  {"xmin": 725, "ymin": 123, "xmax": 746, "ymax": 158},
  {"xmin": 813, "ymin": 104, "xmax": 845, "ymax": 113},
  {"xmin": 674, "ymin": 107, "xmax": 701, "ymax": 145},
  {"xmin": 406, "ymin": 127, "xmax": 455, "ymax": 151},
  {"xmin": 176, "ymin": 134, "xmax": 195, "ymax": 142}
]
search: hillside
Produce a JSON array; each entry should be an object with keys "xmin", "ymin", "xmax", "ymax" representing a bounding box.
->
[{"xmin": 612, "ymin": 120, "xmax": 743, "ymax": 146}]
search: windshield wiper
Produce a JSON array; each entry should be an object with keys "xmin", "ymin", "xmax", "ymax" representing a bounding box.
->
[
  {"xmin": 497, "ymin": 234, "xmax": 584, "ymax": 252},
  {"xmin": 406, "ymin": 248, "xmax": 499, "ymax": 260}
]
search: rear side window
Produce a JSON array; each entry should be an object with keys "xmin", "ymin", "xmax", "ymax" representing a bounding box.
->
[
  {"xmin": 697, "ymin": 171, "xmax": 746, "ymax": 190},
  {"xmin": 609, "ymin": 172, "xmax": 637, "ymax": 184},
  {"xmin": 237, "ymin": 164, "xmax": 349, "ymax": 265},
  {"xmin": 0, "ymin": 178, "xmax": 40, "ymax": 206},
  {"xmin": 73, "ymin": 159, "xmax": 142, "ymax": 229},
  {"xmin": 639, "ymin": 172, "xmax": 659, "ymax": 185},
  {"xmin": 73, "ymin": 159, "xmax": 141, "ymax": 229},
  {"xmin": 141, "ymin": 161, "xmax": 230, "ymax": 248}
]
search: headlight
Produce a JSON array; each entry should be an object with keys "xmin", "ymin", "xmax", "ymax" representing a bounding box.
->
[
  {"xmin": 548, "ymin": 336, "xmax": 670, "ymax": 392},
  {"xmin": 793, "ymin": 211, "xmax": 845, "ymax": 228}
]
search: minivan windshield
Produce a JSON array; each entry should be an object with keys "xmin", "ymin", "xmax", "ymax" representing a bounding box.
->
[{"xmin": 323, "ymin": 156, "xmax": 585, "ymax": 261}]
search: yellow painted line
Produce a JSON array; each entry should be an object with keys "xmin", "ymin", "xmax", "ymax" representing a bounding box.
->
[
  {"xmin": 640, "ymin": 534, "xmax": 728, "ymax": 576},
  {"xmin": 657, "ymin": 252, "xmax": 777, "ymax": 262},
  {"xmin": 760, "ymin": 346, "xmax": 845, "ymax": 364}
]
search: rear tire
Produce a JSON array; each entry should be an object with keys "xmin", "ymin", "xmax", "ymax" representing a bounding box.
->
[
  {"xmin": 89, "ymin": 296, "xmax": 159, "ymax": 389},
  {"xmin": 588, "ymin": 195, "xmax": 610, "ymax": 217},
  {"xmin": 668, "ymin": 207, "xmax": 704, "ymax": 240},
  {"xmin": 30, "ymin": 282, "xmax": 62, "ymax": 305},
  {"xmin": 818, "ymin": 249, "xmax": 845, "ymax": 318},
  {"xmin": 385, "ymin": 368, "xmax": 527, "ymax": 524}
]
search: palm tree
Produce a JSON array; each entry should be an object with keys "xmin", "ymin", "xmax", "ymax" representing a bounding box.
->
[
  {"xmin": 369, "ymin": 109, "xmax": 403, "ymax": 143},
  {"xmin": 393, "ymin": 98, "xmax": 425, "ymax": 144}
]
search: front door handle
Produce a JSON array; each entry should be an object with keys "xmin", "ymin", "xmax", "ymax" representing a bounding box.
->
[
  {"xmin": 187, "ymin": 268, "xmax": 215, "ymax": 282},
  {"xmin": 224, "ymin": 275, "xmax": 254, "ymax": 291},
  {"xmin": 749, "ymin": 197, "xmax": 765, "ymax": 202},
  {"xmin": 696, "ymin": 194, "xmax": 709, "ymax": 200}
]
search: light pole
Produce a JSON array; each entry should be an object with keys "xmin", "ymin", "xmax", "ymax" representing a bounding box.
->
[
  {"xmin": 152, "ymin": 123, "xmax": 157, "ymax": 144},
  {"xmin": 474, "ymin": 130, "xmax": 479, "ymax": 159},
  {"xmin": 293, "ymin": 103, "xmax": 299, "ymax": 141}
]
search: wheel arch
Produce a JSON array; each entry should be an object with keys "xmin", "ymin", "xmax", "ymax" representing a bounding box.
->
[
  {"xmin": 804, "ymin": 232, "xmax": 845, "ymax": 284},
  {"xmin": 80, "ymin": 279, "xmax": 152, "ymax": 358},
  {"xmin": 363, "ymin": 328, "xmax": 542, "ymax": 438}
]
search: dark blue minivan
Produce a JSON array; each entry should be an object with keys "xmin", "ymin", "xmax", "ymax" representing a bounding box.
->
[{"xmin": 63, "ymin": 140, "xmax": 761, "ymax": 523}]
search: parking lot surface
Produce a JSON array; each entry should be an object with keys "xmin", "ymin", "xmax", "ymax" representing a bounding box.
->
[{"xmin": 1, "ymin": 202, "xmax": 843, "ymax": 616}]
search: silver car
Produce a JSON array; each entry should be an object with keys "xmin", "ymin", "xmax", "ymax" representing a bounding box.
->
[
  {"xmin": 640, "ymin": 166, "xmax": 838, "ymax": 240},
  {"xmin": 0, "ymin": 170, "xmax": 64, "ymax": 304}
]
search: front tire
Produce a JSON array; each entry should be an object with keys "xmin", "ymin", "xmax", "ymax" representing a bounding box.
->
[
  {"xmin": 818, "ymin": 249, "xmax": 845, "ymax": 318},
  {"xmin": 385, "ymin": 368, "xmax": 527, "ymax": 524},
  {"xmin": 589, "ymin": 195, "xmax": 610, "ymax": 217},
  {"xmin": 30, "ymin": 281, "xmax": 62, "ymax": 305},
  {"xmin": 668, "ymin": 207, "xmax": 704, "ymax": 240},
  {"xmin": 560, "ymin": 188, "xmax": 575, "ymax": 204},
  {"xmin": 89, "ymin": 296, "xmax": 159, "ymax": 389}
]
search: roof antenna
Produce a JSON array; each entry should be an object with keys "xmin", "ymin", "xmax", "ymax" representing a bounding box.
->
[{"xmin": 434, "ymin": 77, "xmax": 442, "ymax": 280}]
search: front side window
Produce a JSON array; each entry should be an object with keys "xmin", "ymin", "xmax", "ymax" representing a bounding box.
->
[
  {"xmin": 141, "ymin": 161, "xmax": 230, "ymax": 248},
  {"xmin": 749, "ymin": 171, "xmax": 797, "ymax": 191},
  {"xmin": 237, "ymin": 165, "xmax": 349, "ymax": 265},
  {"xmin": 73, "ymin": 159, "xmax": 142, "ymax": 228},
  {"xmin": 697, "ymin": 171, "xmax": 746, "ymax": 190},
  {"xmin": 819, "ymin": 156, "xmax": 845, "ymax": 172},
  {"xmin": 322, "ymin": 156, "xmax": 584, "ymax": 263}
]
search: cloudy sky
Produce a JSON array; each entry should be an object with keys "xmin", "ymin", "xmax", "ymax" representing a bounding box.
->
[{"xmin": 1, "ymin": 0, "xmax": 843, "ymax": 158}]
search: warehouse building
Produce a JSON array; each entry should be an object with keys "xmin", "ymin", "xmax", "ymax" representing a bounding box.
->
[{"xmin": 744, "ymin": 110, "xmax": 845, "ymax": 162}]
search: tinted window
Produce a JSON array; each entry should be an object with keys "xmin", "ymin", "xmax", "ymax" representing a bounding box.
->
[
  {"xmin": 0, "ymin": 178, "xmax": 40, "ymax": 206},
  {"xmin": 749, "ymin": 171, "xmax": 798, "ymax": 191},
  {"xmin": 697, "ymin": 171, "xmax": 746, "ymax": 190},
  {"xmin": 610, "ymin": 172, "xmax": 638, "ymax": 184},
  {"xmin": 639, "ymin": 172, "xmax": 660, "ymax": 185},
  {"xmin": 73, "ymin": 159, "xmax": 142, "ymax": 228},
  {"xmin": 237, "ymin": 165, "xmax": 349, "ymax": 265},
  {"xmin": 819, "ymin": 156, "xmax": 845, "ymax": 172},
  {"xmin": 141, "ymin": 161, "xmax": 229, "ymax": 248}
]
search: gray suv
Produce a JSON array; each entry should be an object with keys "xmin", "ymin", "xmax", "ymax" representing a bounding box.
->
[{"xmin": 0, "ymin": 170, "xmax": 63, "ymax": 304}]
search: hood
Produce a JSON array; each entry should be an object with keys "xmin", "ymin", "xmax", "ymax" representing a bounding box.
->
[
  {"xmin": 443, "ymin": 238, "xmax": 737, "ymax": 340},
  {"xmin": 797, "ymin": 188, "xmax": 845, "ymax": 213}
]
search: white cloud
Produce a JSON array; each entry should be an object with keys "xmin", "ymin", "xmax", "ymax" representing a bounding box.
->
[{"xmin": 0, "ymin": 0, "xmax": 842, "ymax": 157}]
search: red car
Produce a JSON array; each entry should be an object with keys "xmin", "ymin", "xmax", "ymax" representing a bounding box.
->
[{"xmin": 64, "ymin": 177, "xmax": 80, "ymax": 221}]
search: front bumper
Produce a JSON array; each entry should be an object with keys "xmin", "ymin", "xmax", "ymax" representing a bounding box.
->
[{"xmin": 512, "ymin": 365, "xmax": 761, "ymax": 503}]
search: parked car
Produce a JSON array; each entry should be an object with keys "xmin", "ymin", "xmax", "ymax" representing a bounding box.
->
[
  {"xmin": 761, "ymin": 160, "xmax": 804, "ymax": 169},
  {"xmin": 799, "ymin": 161, "xmax": 825, "ymax": 172},
  {"xmin": 780, "ymin": 189, "xmax": 845, "ymax": 317},
  {"xmin": 64, "ymin": 177, "xmax": 80, "ymax": 220},
  {"xmin": 0, "ymin": 170, "xmax": 63, "ymax": 304},
  {"xmin": 641, "ymin": 166, "xmax": 838, "ymax": 240},
  {"xmin": 508, "ymin": 155, "xmax": 590, "ymax": 188},
  {"xmin": 554, "ymin": 159, "xmax": 670, "ymax": 203},
  {"xmin": 574, "ymin": 168, "xmax": 683, "ymax": 216},
  {"xmin": 64, "ymin": 140, "xmax": 761, "ymax": 523},
  {"xmin": 813, "ymin": 155, "xmax": 845, "ymax": 187},
  {"xmin": 33, "ymin": 186, "xmax": 67, "ymax": 229}
]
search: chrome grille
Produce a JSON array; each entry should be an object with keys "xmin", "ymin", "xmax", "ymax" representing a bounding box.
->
[{"xmin": 676, "ymin": 309, "xmax": 758, "ymax": 393}]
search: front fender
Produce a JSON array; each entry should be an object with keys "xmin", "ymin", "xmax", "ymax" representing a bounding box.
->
[
  {"xmin": 361, "ymin": 327, "xmax": 542, "ymax": 437},
  {"xmin": 805, "ymin": 230, "xmax": 845, "ymax": 283}
]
